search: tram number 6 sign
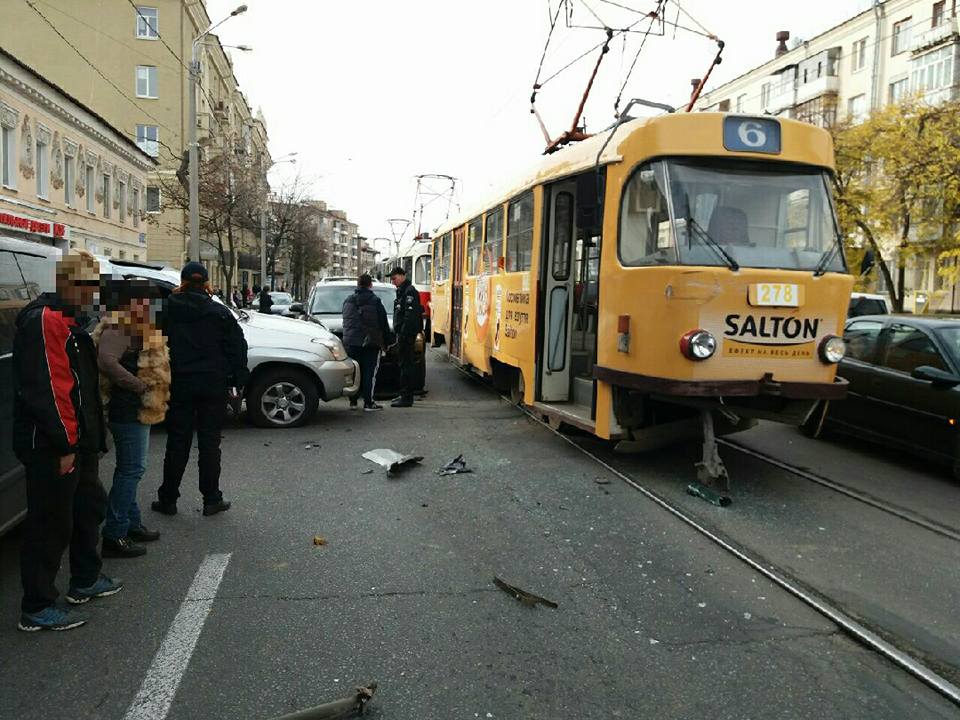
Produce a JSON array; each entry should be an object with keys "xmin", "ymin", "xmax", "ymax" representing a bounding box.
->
[{"xmin": 723, "ymin": 117, "xmax": 781, "ymax": 155}]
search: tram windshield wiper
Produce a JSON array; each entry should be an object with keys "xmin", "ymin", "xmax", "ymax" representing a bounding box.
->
[
  {"xmin": 685, "ymin": 214, "xmax": 740, "ymax": 272},
  {"xmin": 812, "ymin": 239, "xmax": 842, "ymax": 277}
]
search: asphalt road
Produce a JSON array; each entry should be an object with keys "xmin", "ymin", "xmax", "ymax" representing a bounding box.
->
[{"xmin": 0, "ymin": 353, "xmax": 958, "ymax": 719}]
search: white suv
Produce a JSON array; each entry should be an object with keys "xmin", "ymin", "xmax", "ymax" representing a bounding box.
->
[{"xmin": 98, "ymin": 259, "xmax": 359, "ymax": 428}]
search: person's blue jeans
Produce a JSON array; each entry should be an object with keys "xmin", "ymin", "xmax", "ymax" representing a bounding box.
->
[{"xmin": 103, "ymin": 422, "xmax": 150, "ymax": 540}]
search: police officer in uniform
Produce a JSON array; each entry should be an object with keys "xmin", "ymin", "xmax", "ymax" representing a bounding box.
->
[{"xmin": 388, "ymin": 266, "xmax": 423, "ymax": 408}]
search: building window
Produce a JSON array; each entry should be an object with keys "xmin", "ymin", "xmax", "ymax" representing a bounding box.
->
[
  {"xmin": 103, "ymin": 247, "xmax": 112, "ymax": 257},
  {"xmin": 852, "ymin": 37, "xmax": 868, "ymax": 71},
  {"xmin": 0, "ymin": 124, "xmax": 14, "ymax": 188},
  {"xmin": 760, "ymin": 82, "xmax": 771, "ymax": 108},
  {"xmin": 145, "ymin": 186, "xmax": 161, "ymax": 213},
  {"xmin": 892, "ymin": 17, "xmax": 912, "ymax": 55},
  {"xmin": 35, "ymin": 137, "xmax": 48, "ymax": 199},
  {"xmin": 911, "ymin": 45, "xmax": 955, "ymax": 94},
  {"xmin": 735, "ymin": 94, "xmax": 747, "ymax": 112},
  {"xmin": 132, "ymin": 188, "xmax": 140, "ymax": 227},
  {"xmin": 119, "ymin": 180, "xmax": 127, "ymax": 223},
  {"xmin": 119, "ymin": 250, "xmax": 126, "ymax": 260},
  {"xmin": 717, "ymin": 99, "xmax": 731, "ymax": 112},
  {"xmin": 889, "ymin": 77, "xmax": 909, "ymax": 103},
  {"xmin": 847, "ymin": 93, "xmax": 866, "ymax": 120},
  {"xmin": 136, "ymin": 6, "xmax": 158, "ymax": 38},
  {"xmin": 64, "ymin": 154, "xmax": 75, "ymax": 206},
  {"xmin": 136, "ymin": 125, "xmax": 159, "ymax": 157},
  {"xmin": 136, "ymin": 66, "xmax": 158, "ymax": 98},
  {"xmin": 933, "ymin": 1, "xmax": 946, "ymax": 28},
  {"xmin": 103, "ymin": 174, "xmax": 111, "ymax": 218},
  {"xmin": 85, "ymin": 164, "xmax": 95, "ymax": 212}
]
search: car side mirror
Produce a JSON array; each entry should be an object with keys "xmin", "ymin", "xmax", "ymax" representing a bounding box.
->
[
  {"xmin": 911, "ymin": 365, "xmax": 960, "ymax": 387},
  {"xmin": 288, "ymin": 302, "xmax": 304, "ymax": 315}
]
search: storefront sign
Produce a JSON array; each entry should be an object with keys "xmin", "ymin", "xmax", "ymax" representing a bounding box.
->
[{"xmin": 0, "ymin": 210, "xmax": 69, "ymax": 240}]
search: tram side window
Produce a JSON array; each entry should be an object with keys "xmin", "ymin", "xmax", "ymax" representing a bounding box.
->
[
  {"xmin": 553, "ymin": 192, "xmax": 574, "ymax": 280},
  {"xmin": 467, "ymin": 218, "xmax": 482, "ymax": 276},
  {"xmin": 442, "ymin": 232, "xmax": 451, "ymax": 281},
  {"xmin": 484, "ymin": 207, "xmax": 504, "ymax": 273},
  {"xmin": 619, "ymin": 165, "xmax": 674, "ymax": 266},
  {"xmin": 432, "ymin": 240, "xmax": 441, "ymax": 283},
  {"xmin": 506, "ymin": 192, "xmax": 534, "ymax": 272}
]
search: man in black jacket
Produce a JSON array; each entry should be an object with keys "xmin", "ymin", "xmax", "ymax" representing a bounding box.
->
[
  {"xmin": 388, "ymin": 266, "xmax": 423, "ymax": 408},
  {"xmin": 342, "ymin": 274, "xmax": 392, "ymax": 411},
  {"xmin": 153, "ymin": 262, "xmax": 248, "ymax": 517},
  {"xmin": 258, "ymin": 286, "xmax": 273, "ymax": 314},
  {"xmin": 13, "ymin": 251, "xmax": 121, "ymax": 632}
]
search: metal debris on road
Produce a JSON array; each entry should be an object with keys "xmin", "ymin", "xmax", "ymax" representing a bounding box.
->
[
  {"xmin": 593, "ymin": 477, "xmax": 611, "ymax": 485},
  {"xmin": 268, "ymin": 682, "xmax": 377, "ymax": 719},
  {"xmin": 493, "ymin": 577, "xmax": 558, "ymax": 609},
  {"xmin": 438, "ymin": 454, "xmax": 473, "ymax": 475},
  {"xmin": 686, "ymin": 482, "xmax": 731, "ymax": 507},
  {"xmin": 312, "ymin": 535, "xmax": 327, "ymax": 546},
  {"xmin": 360, "ymin": 469, "xmax": 373, "ymax": 475},
  {"xmin": 362, "ymin": 448, "xmax": 423, "ymax": 474},
  {"xmin": 304, "ymin": 442, "xmax": 321, "ymax": 450}
]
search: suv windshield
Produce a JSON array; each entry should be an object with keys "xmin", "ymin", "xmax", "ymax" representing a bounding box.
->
[
  {"xmin": 619, "ymin": 159, "xmax": 845, "ymax": 272},
  {"xmin": 270, "ymin": 292, "xmax": 293, "ymax": 304},
  {"xmin": 309, "ymin": 286, "xmax": 396, "ymax": 314}
]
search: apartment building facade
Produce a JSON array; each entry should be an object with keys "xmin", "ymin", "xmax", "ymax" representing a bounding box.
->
[
  {"xmin": 694, "ymin": 0, "xmax": 959, "ymax": 309},
  {"xmin": 1, "ymin": 0, "xmax": 270, "ymax": 287},
  {"xmin": 0, "ymin": 49, "xmax": 154, "ymax": 256},
  {"xmin": 308, "ymin": 201, "xmax": 360, "ymax": 278}
]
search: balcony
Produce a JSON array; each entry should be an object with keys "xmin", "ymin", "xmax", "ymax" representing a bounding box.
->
[
  {"xmin": 795, "ymin": 75, "xmax": 839, "ymax": 105},
  {"xmin": 911, "ymin": 17, "xmax": 959, "ymax": 53}
]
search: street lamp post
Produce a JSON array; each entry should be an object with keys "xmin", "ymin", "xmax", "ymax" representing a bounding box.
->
[
  {"xmin": 260, "ymin": 154, "xmax": 297, "ymax": 289},
  {"xmin": 188, "ymin": 4, "xmax": 248, "ymax": 262}
]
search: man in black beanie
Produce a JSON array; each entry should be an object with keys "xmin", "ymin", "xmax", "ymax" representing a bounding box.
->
[{"xmin": 153, "ymin": 262, "xmax": 248, "ymax": 517}]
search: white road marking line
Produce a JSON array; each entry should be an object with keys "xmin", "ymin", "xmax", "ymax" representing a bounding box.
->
[{"xmin": 123, "ymin": 553, "xmax": 232, "ymax": 720}]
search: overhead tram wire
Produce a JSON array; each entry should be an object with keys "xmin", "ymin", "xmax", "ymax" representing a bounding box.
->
[
  {"xmin": 23, "ymin": 0, "xmax": 182, "ymax": 158},
  {"xmin": 613, "ymin": 0, "xmax": 666, "ymax": 117}
]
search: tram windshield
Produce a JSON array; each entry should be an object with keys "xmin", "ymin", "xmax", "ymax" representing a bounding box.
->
[{"xmin": 619, "ymin": 159, "xmax": 845, "ymax": 273}]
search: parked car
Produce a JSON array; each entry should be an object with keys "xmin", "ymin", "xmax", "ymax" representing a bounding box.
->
[
  {"xmin": 268, "ymin": 291, "xmax": 297, "ymax": 316},
  {"xmin": 296, "ymin": 279, "xmax": 426, "ymax": 395},
  {"xmin": 95, "ymin": 260, "xmax": 360, "ymax": 428},
  {"xmin": 803, "ymin": 313, "xmax": 960, "ymax": 480},
  {"xmin": 848, "ymin": 292, "xmax": 891, "ymax": 318},
  {"xmin": 0, "ymin": 237, "xmax": 61, "ymax": 536}
]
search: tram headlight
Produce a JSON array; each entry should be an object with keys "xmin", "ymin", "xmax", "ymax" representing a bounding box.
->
[
  {"xmin": 680, "ymin": 329, "xmax": 717, "ymax": 361},
  {"xmin": 819, "ymin": 335, "xmax": 845, "ymax": 364}
]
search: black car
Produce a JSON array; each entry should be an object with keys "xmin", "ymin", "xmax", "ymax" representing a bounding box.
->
[
  {"xmin": 807, "ymin": 314, "xmax": 960, "ymax": 479},
  {"xmin": 296, "ymin": 280, "xmax": 426, "ymax": 396}
]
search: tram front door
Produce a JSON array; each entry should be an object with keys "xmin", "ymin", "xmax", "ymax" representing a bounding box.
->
[
  {"xmin": 450, "ymin": 225, "xmax": 465, "ymax": 360},
  {"xmin": 539, "ymin": 183, "xmax": 577, "ymax": 402}
]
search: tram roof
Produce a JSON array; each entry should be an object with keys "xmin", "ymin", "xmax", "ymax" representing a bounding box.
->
[
  {"xmin": 432, "ymin": 112, "xmax": 833, "ymax": 238},
  {"xmin": 433, "ymin": 115, "xmax": 647, "ymax": 237}
]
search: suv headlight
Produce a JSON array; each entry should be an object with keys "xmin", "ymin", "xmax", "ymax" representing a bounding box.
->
[{"xmin": 311, "ymin": 337, "xmax": 347, "ymax": 361}]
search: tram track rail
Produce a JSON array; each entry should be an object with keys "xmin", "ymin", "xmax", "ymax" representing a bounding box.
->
[
  {"xmin": 718, "ymin": 439, "xmax": 960, "ymax": 543},
  {"xmin": 441, "ymin": 355, "xmax": 960, "ymax": 708}
]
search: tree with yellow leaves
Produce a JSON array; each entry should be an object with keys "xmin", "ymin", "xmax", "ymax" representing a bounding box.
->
[{"xmin": 830, "ymin": 98, "xmax": 960, "ymax": 312}]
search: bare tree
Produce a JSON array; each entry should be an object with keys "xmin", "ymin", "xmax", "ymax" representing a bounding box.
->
[
  {"xmin": 259, "ymin": 175, "xmax": 325, "ymax": 291},
  {"xmin": 159, "ymin": 131, "xmax": 261, "ymax": 297}
]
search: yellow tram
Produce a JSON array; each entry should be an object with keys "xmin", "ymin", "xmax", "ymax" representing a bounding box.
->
[{"xmin": 430, "ymin": 112, "xmax": 853, "ymax": 488}]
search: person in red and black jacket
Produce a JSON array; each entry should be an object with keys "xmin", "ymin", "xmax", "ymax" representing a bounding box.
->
[{"xmin": 12, "ymin": 251, "xmax": 122, "ymax": 633}]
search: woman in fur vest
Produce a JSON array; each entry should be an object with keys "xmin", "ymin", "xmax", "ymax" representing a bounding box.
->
[{"xmin": 93, "ymin": 281, "xmax": 170, "ymax": 558}]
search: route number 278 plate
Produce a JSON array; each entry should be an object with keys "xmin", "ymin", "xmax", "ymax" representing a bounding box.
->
[{"xmin": 748, "ymin": 283, "xmax": 803, "ymax": 307}]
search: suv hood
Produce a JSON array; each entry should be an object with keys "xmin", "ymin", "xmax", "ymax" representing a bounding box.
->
[{"xmin": 239, "ymin": 309, "xmax": 339, "ymax": 349}]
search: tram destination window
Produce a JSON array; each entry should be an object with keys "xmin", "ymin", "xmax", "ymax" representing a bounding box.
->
[
  {"xmin": 506, "ymin": 192, "xmax": 533, "ymax": 272},
  {"xmin": 620, "ymin": 159, "xmax": 845, "ymax": 272},
  {"xmin": 467, "ymin": 218, "xmax": 482, "ymax": 275},
  {"xmin": 484, "ymin": 207, "xmax": 503, "ymax": 273}
]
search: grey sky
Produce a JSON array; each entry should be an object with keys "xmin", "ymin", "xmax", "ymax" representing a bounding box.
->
[{"xmin": 208, "ymin": 0, "xmax": 869, "ymax": 254}]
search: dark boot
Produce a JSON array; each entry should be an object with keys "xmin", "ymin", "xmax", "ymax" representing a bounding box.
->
[
  {"xmin": 128, "ymin": 525, "xmax": 160, "ymax": 542},
  {"xmin": 151, "ymin": 500, "xmax": 177, "ymax": 516},
  {"xmin": 390, "ymin": 395, "xmax": 414, "ymax": 408},
  {"xmin": 102, "ymin": 537, "xmax": 146, "ymax": 558},
  {"xmin": 203, "ymin": 499, "xmax": 231, "ymax": 516}
]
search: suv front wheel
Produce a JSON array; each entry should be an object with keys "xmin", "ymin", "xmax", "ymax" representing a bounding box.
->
[{"xmin": 247, "ymin": 367, "xmax": 319, "ymax": 428}]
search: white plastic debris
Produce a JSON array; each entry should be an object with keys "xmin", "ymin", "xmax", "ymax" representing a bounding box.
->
[{"xmin": 362, "ymin": 448, "xmax": 423, "ymax": 474}]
